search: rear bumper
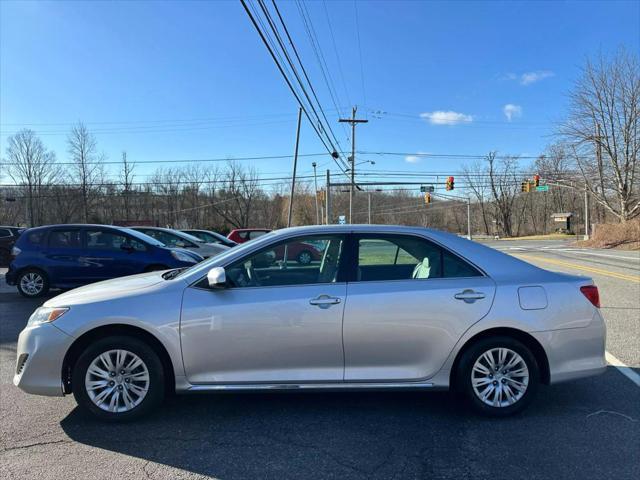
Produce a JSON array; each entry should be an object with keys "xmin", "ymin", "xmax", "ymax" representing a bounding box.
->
[
  {"xmin": 13, "ymin": 323, "xmax": 73, "ymax": 396},
  {"xmin": 5, "ymin": 266, "xmax": 17, "ymax": 285},
  {"xmin": 532, "ymin": 310, "xmax": 607, "ymax": 384}
]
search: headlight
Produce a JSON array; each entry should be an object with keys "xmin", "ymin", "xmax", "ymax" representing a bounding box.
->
[
  {"xmin": 27, "ymin": 307, "xmax": 69, "ymax": 327},
  {"xmin": 171, "ymin": 250, "xmax": 198, "ymax": 263}
]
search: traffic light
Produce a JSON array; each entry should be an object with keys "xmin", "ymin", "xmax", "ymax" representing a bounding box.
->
[
  {"xmin": 445, "ymin": 176, "xmax": 455, "ymax": 191},
  {"xmin": 424, "ymin": 192, "xmax": 431, "ymax": 204},
  {"xmin": 533, "ymin": 174, "xmax": 540, "ymax": 187},
  {"xmin": 521, "ymin": 181, "xmax": 531, "ymax": 192}
]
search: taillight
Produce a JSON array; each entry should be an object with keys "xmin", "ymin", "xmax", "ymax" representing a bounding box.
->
[
  {"xmin": 580, "ymin": 285, "xmax": 600, "ymax": 308},
  {"xmin": 11, "ymin": 246, "xmax": 21, "ymax": 257}
]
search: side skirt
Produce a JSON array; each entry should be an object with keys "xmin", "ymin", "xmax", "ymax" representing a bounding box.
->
[{"xmin": 182, "ymin": 381, "xmax": 440, "ymax": 393}]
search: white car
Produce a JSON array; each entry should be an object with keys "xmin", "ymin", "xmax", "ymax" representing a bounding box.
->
[{"xmin": 14, "ymin": 225, "xmax": 606, "ymax": 421}]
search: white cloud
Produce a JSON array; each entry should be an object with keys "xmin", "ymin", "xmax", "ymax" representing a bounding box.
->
[
  {"xmin": 503, "ymin": 104, "xmax": 522, "ymax": 121},
  {"xmin": 405, "ymin": 152, "xmax": 430, "ymax": 164},
  {"xmin": 420, "ymin": 111, "xmax": 473, "ymax": 125},
  {"xmin": 519, "ymin": 70, "xmax": 554, "ymax": 85}
]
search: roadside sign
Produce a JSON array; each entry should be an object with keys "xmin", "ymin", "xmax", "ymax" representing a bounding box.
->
[
  {"xmin": 338, "ymin": 215, "xmax": 346, "ymax": 225},
  {"xmin": 536, "ymin": 185, "xmax": 549, "ymax": 192},
  {"xmin": 420, "ymin": 185, "xmax": 435, "ymax": 193}
]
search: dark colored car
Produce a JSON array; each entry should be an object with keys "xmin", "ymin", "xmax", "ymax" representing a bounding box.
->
[
  {"xmin": 227, "ymin": 228, "xmax": 271, "ymax": 244},
  {"xmin": 182, "ymin": 229, "xmax": 238, "ymax": 248},
  {"xmin": 6, "ymin": 224, "xmax": 204, "ymax": 298},
  {"xmin": 0, "ymin": 226, "xmax": 25, "ymax": 267}
]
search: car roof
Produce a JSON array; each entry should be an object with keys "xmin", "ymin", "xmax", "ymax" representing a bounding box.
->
[
  {"xmin": 230, "ymin": 228, "xmax": 270, "ymax": 232},
  {"xmin": 20, "ymin": 224, "xmax": 128, "ymax": 231}
]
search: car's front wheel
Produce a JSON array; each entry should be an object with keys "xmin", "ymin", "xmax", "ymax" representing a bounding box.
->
[
  {"xmin": 458, "ymin": 336, "xmax": 539, "ymax": 416},
  {"xmin": 16, "ymin": 269, "xmax": 50, "ymax": 298},
  {"xmin": 72, "ymin": 336, "xmax": 165, "ymax": 422}
]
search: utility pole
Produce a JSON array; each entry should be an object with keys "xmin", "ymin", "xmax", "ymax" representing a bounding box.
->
[
  {"xmin": 325, "ymin": 169, "xmax": 332, "ymax": 224},
  {"xmin": 584, "ymin": 188, "xmax": 590, "ymax": 240},
  {"xmin": 339, "ymin": 106, "xmax": 368, "ymax": 223},
  {"xmin": 312, "ymin": 161, "xmax": 320, "ymax": 225},
  {"xmin": 367, "ymin": 191, "xmax": 372, "ymax": 224},
  {"xmin": 467, "ymin": 198, "xmax": 472, "ymax": 240},
  {"xmin": 287, "ymin": 107, "xmax": 303, "ymax": 228}
]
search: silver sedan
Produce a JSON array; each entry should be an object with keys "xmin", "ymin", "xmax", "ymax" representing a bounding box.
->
[{"xmin": 14, "ymin": 225, "xmax": 606, "ymax": 421}]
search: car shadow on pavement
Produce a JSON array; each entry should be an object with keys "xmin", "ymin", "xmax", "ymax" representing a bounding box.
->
[{"xmin": 59, "ymin": 370, "xmax": 640, "ymax": 480}]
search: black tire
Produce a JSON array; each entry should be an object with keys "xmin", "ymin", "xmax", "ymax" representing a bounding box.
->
[
  {"xmin": 72, "ymin": 336, "xmax": 165, "ymax": 422},
  {"xmin": 458, "ymin": 336, "xmax": 539, "ymax": 417},
  {"xmin": 296, "ymin": 250, "xmax": 313, "ymax": 265},
  {"xmin": 16, "ymin": 268, "xmax": 50, "ymax": 298}
]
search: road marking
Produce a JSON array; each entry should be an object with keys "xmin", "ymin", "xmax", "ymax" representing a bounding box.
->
[
  {"xmin": 606, "ymin": 351, "xmax": 640, "ymax": 387},
  {"xmin": 514, "ymin": 254, "xmax": 640, "ymax": 283},
  {"xmin": 555, "ymin": 250, "xmax": 640, "ymax": 261}
]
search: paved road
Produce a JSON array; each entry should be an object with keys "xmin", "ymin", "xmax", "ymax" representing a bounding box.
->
[{"xmin": 1, "ymin": 243, "xmax": 639, "ymax": 480}]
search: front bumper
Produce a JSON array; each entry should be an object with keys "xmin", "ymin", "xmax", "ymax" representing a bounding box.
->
[
  {"xmin": 13, "ymin": 322, "xmax": 74, "ymax": 396},
  {"xmin": 532, "ymin": 310, "xmax": 607, "ymax": 384}
]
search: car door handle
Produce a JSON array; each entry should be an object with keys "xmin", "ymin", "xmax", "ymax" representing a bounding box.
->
[
  {"xmin": 454, "ymin": 290, "xmax": 486, "ymax": 303},
  {"xmin": 309, "ymin": 295, "xmax": 341, "ymax": 308}
]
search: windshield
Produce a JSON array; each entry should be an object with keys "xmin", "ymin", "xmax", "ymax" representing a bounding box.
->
[
  {"xmin": 174, "ymin": 230, "xmax": 277, "ymax": 279},
  {"xmin": 121, "ymin": 228, "xmax": 165, "ymax": 247}
]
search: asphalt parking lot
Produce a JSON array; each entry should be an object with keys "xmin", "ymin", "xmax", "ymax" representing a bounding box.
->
[{"xmin": 1, "ymin": 242, "xmax": 639, "ymax": 480}]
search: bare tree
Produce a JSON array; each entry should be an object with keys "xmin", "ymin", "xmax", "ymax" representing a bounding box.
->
[
  {"xmin": 119, "ymin": 151, "xmax": 135, "ymax": 222},
  {"xmin": 487, "ymin": 152, "xmax": 520, "ymax": 237},
  {"xmin": 4, "ymin": 129, "xmax": 59, "ymax": 226},
  {"xmin": 560, "ymin": 49, "xmax": 640, "ymax": 221},
  {"xmin": 461, "ymin": 160, "xmax": 492, "ymax": 235},
  {"xmin": 67, "ymin": 122, "xmax": 103, "ymax": 222}
]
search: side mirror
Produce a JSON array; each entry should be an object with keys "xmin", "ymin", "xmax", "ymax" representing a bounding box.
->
[
  {"xmin": 207, "ymin": 267, "xmax": 226, "ymax": 289},
  {"xmin": 175, "ymin": 241, "xmax": 187, "ymax": 248}
]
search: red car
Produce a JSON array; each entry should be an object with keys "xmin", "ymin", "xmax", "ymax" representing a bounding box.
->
[
  {"xmin": 227, "ymin": 228, "xmax": 321, "ymax": 265},
  {"xmin": 227, "ymin": 228, "xmax": 271, "ymax": 244}
]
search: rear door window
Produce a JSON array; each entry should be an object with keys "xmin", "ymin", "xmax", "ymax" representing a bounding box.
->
[
  {"xmin": 355, "ymin": 234, "xmax": 481, "ymax": 282},
  {"xmin": 48, "ymin": 230, "xmax": 81, "ymax": 248},
  {"xmin": 0, "ymin": 228, "xmax": 11, "ymax": 238},
  {"xmin": 86, "ymin": 229, "xmax": 146, "ymax": 252}
]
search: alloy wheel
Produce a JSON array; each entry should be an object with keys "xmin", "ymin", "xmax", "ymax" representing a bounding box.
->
[
  {"xmin": 85, "ymin": 349, "xmax": 150, "ymax": 413},
  {"xmin": 298, "ymin": 252, "xmax": 312, "ymax": 264},
  {"xmin": 19, "ymin": 272, "xmax": 44, "ymax": 296},
  {"xmin": 471, "ymin": 347, "xmax": 529, "ymax": 408}
]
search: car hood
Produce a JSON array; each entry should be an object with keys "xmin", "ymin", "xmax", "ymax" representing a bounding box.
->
[{"xmin": 44, "ymin": 271, "xmax": 173, "ymax": 307}]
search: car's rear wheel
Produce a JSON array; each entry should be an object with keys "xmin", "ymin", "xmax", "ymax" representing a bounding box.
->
[
  {"xmin": 458, "ymin": 336, "xmax": 539, "ymax": 416},
  {"xmin": 72, "ymin": 336, "xmax": 165, "ymax": 422},
  {"xmin": 16, "ymin": 269, "xmax": 49, "ymax": 298},
  {"xmin": 296, "ymin": 250, "xmax": 313, "ymax": 265}
]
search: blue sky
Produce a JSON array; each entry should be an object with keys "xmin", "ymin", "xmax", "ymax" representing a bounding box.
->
[{"xmin": 1, "ymin": 0, "xmax": 638, "ymax": 182}]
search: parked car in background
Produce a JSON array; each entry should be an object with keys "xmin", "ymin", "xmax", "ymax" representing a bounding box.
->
[
  {"xmin": 13, "ymin": 225, "xmax": 606, "ymax": 421},
  {"xmin": 181, "ymin": 229, "xmax": 238, "ymax": 248},
  {"xmin": 6, "ymin": 224, "xmax": 204, "ymax": 298},
  {"xmin": 227, "ymin": 228, "xmax": 271, "ymax": 244},
  {"xmin": 132, "ymin": 227, "xmax": 229, "ymax": 259},
  {"xmin": 0, "ymin": 226, "xmax": 26, "ymax": 267}
]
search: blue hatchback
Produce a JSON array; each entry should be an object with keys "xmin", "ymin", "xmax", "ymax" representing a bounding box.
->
[{"xmin": 6, "ymin": 224, "xmax": 204, "ymax": 298}]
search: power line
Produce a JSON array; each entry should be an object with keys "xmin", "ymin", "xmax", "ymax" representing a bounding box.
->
[
  {"xmin": 321, "ymin": 0, "xmax": 352, "ymax": 109},
  {"xmin": 353, "ymin": 0, "xmax": 367, "ymax": 113},
  {"xmin": 0, "ymin": 152, "xmax": 332, "ymax": 167},
  {"xmin": 239, "ymin": 0, "xmax": 351, "ymax": 178}
]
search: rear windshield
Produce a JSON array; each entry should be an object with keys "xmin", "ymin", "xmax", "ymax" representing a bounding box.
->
[
  {"xmin": 120, "ymin": 228, "xmax": 165, "ymax": 247},
  {"xmin": 25, "ymin": 230, "xmax": 46, "ymax": 245}
]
